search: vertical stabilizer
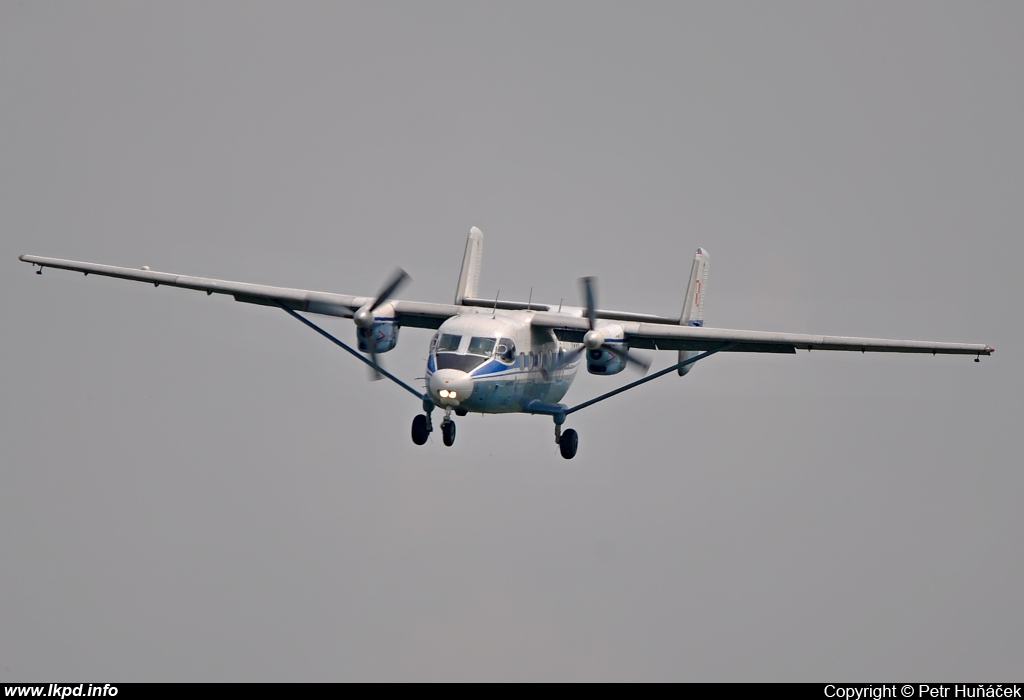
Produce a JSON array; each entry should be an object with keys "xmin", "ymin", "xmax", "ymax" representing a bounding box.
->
[
  {"xmin": 454, "ymin": 226, "xmax": 484, "ymax": 305},
  {"xmin": 678, "ymin": 248, "xmax": 710, "ymax": 376}
]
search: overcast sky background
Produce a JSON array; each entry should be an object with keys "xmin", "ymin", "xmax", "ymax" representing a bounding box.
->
[{"xmin": 2, "ymin": 1, "xmax": 1021, "ymax": 681}]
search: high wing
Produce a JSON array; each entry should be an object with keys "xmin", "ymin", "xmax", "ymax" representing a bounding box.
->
[
  {"xmin": 529, "ymin": 312, "xmax": 994, "ymax": 357},
  {"xmin": 18, "ymin": 255, "xmax": 461, "ymax": 330},
  {"xmin": 19, "ymin": 253, "xmax": 995, "ymax": 357}
]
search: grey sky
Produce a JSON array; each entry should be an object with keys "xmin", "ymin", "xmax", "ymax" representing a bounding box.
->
[{"xmin": 2, "ymin": 1, "xmax": 1021, "ymax": 681}]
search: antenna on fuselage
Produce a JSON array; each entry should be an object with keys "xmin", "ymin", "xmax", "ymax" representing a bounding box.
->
[
  {"xmin": 492, "ymin": 290, "xmax": 500, "ymax": 319},
  {"xmin": 557, "ymin": 298, "xmax": 563, "ymax": 313},
  {"xmin": 527, "ymin": 287, "xmax": 533, "ymax": 311}
]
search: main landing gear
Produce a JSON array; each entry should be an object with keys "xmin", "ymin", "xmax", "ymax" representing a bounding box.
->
[
  {"xmin": 411, "ymin": 413, "xmax": 430, "ymax": 445},
  {"xmin": 412, "ymin": 406, "xmax": 578, "ymax": 458},
  {"xmin": 558, "ymin": 429, "xmax": 578, "ymax": 459},
  {"xmin": 553, "ymin": 417, "xmax": 578, "ymax": 460},
  {"xmin": 411, "ymin": 397, "xmax": 436, "ymax": 446}
]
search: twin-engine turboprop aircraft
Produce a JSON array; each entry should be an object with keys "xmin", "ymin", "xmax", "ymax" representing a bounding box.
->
[{"xmin": 20, "ymin": 227, "xmax": 993, "ymax": 459}]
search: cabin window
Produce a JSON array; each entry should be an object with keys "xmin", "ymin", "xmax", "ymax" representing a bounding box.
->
[
  {"xmin": 436, "ymin": 334, "xmax": 462, "ymax": 352},
  {"xmin": 467, "ymin": 337, "xmax": 496, "ymax": 357},
  {"xmin": 496, "ymin": 338, "xmax": 516, "ymax": 364}
]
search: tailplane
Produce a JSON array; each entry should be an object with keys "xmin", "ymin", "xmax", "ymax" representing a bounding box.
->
[
  {"xmin": 678, "ymin": 248, "xmax": 710, "ymax": 376},
  {"xmin": 454, "ymin": 226, "xmax": 484, "ymax": 305}
]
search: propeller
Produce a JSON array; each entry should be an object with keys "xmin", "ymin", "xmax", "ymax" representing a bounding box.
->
[
  {"xmin": 541, "ymin": 276, "xmax": 650, "ymax": 379},
  {"xmin": 353, "ymin": 268, "xmax": 409, "ymax": 380}
]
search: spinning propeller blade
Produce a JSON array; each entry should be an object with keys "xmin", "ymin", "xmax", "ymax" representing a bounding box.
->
[
  {"xmin": 603, "ymin": 344, "xmax": 651, "ymax": 373},
  {"xmin": 358, "ymin": 268, "xmax": 410, "ymax": 381},
  {"xmin": 540, "ymin": 346, "xmax": 585, "ymax": 381},
  {"xmin": 543, "ymin": 275, "xmax": 650, "ymax": 377},
  {"xmin": 581, "ymin": 275, "xmax": 649, "ymax": 375},
  {"xmin": 366, "ymin": 345, "xmax": 382, "ymax": 381},
  {"xmin": 581, "ymin": 276, "xmax": 597, "ymax": 331},
  {"xmin": 370, "ymin": 268, "xmax": 409, "ymax": 313}
]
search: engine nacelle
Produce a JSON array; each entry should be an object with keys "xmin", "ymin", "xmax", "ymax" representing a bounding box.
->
[
  {"xmin": 586, "ymin": 346, "xmax": 627, "ymax": 375},
  {"xmin": 354, "ymin": 301, "xmax": 399, "ymax": 354},
  {"xmin": 356, "ymin": 321, "xmax": 399, "ymax": 354},
  {"xmin": 586, "ymin": 324, "xmax": 628, "ymax": 375}
]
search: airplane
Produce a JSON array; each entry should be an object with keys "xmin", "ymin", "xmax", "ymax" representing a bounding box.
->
[{"xmin": 20, "ymin": 227, "xmax": 994, "ymax": 459}]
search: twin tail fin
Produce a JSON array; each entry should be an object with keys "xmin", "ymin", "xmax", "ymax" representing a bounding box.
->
[{"xmin": 678, "ymin": 248, "xmax": 710, "ymax": 376}]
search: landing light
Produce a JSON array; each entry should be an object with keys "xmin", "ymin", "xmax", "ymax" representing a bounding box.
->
[
  {"xmin": 439, "ymin": 389, "xmax": 450, "ymax": 398},
  {"xmin": 449, "ymin": 391, "xmax": 457, "ymax": 399}
]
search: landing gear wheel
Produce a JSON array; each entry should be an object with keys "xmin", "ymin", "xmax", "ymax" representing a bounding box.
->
[
  {"xmin": 411, "ymin": 414, "xmax": 429, "ymax": 445},
  {"xmin": 559, "ymin": 428, "xmax": 578, "ymax": 460},
  {"xmin": 442, "ymin": 420, "xmax": 457, "ymax": 447}
]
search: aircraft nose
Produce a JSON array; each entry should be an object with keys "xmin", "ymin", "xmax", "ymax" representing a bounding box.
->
[{"xmin": 429, "ymin": 369, "xmax": 473, "ymax": 406}]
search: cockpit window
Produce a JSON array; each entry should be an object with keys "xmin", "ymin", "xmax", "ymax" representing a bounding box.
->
[
  {"xmin": 467, "ymin": 337, "xmax": 496, "ymax": 357},
  {"xmin": 496, "ymin": 338, "xmax": 516, "ymax": 364},
  {"xmin": 435, "ymin": 334, "xmax": 462, "ymax": 352},
  {"xmin": 435, "ymin": 354, "xmax": 488, "ymax": 372}
]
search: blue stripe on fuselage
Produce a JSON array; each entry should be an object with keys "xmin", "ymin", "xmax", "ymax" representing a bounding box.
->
[{"xmin": 471, "ymin": 359, "xmax": 513, "ymax": 377}]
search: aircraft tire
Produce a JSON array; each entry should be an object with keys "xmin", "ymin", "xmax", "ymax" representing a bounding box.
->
[
  {"xmin": 411, "ymin": 414, "xmax": 429, "ymax": 445},
  {"xmin": 559, "ymin": 429, "xmax": 578, "ymax": 459},
  {"xmin": 442, "ymin": 420, "xmax": 456, "ymax": 447}
]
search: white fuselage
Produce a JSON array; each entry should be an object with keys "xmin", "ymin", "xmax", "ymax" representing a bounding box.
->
[{"xmin": 424, "ymin": 312, "xmax": 581, "ymax": 413}]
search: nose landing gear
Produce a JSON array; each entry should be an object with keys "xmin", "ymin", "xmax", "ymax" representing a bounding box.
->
[
  {"xmin": 411, "ymin": 401, "xmax": 457, "ymax": 447},
  {"xmin": 440, "ymin": 405, "xmax": 456, "ymax": 446},
  {"xmin": 441, "ymin": 419, "xmax": 456, "ymax": 447}
]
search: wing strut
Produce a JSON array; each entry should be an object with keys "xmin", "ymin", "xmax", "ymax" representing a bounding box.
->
[
  {"xmin": 564, "ymin": 343, "xmax": 732, "ymax": 415},
  {"xmin": 279, "ymin": 306, "xmax": 425, "ymax": 401},
  {"xmin": 525, "ymin": 343, "xmax": 733, "ymax": 422}
]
